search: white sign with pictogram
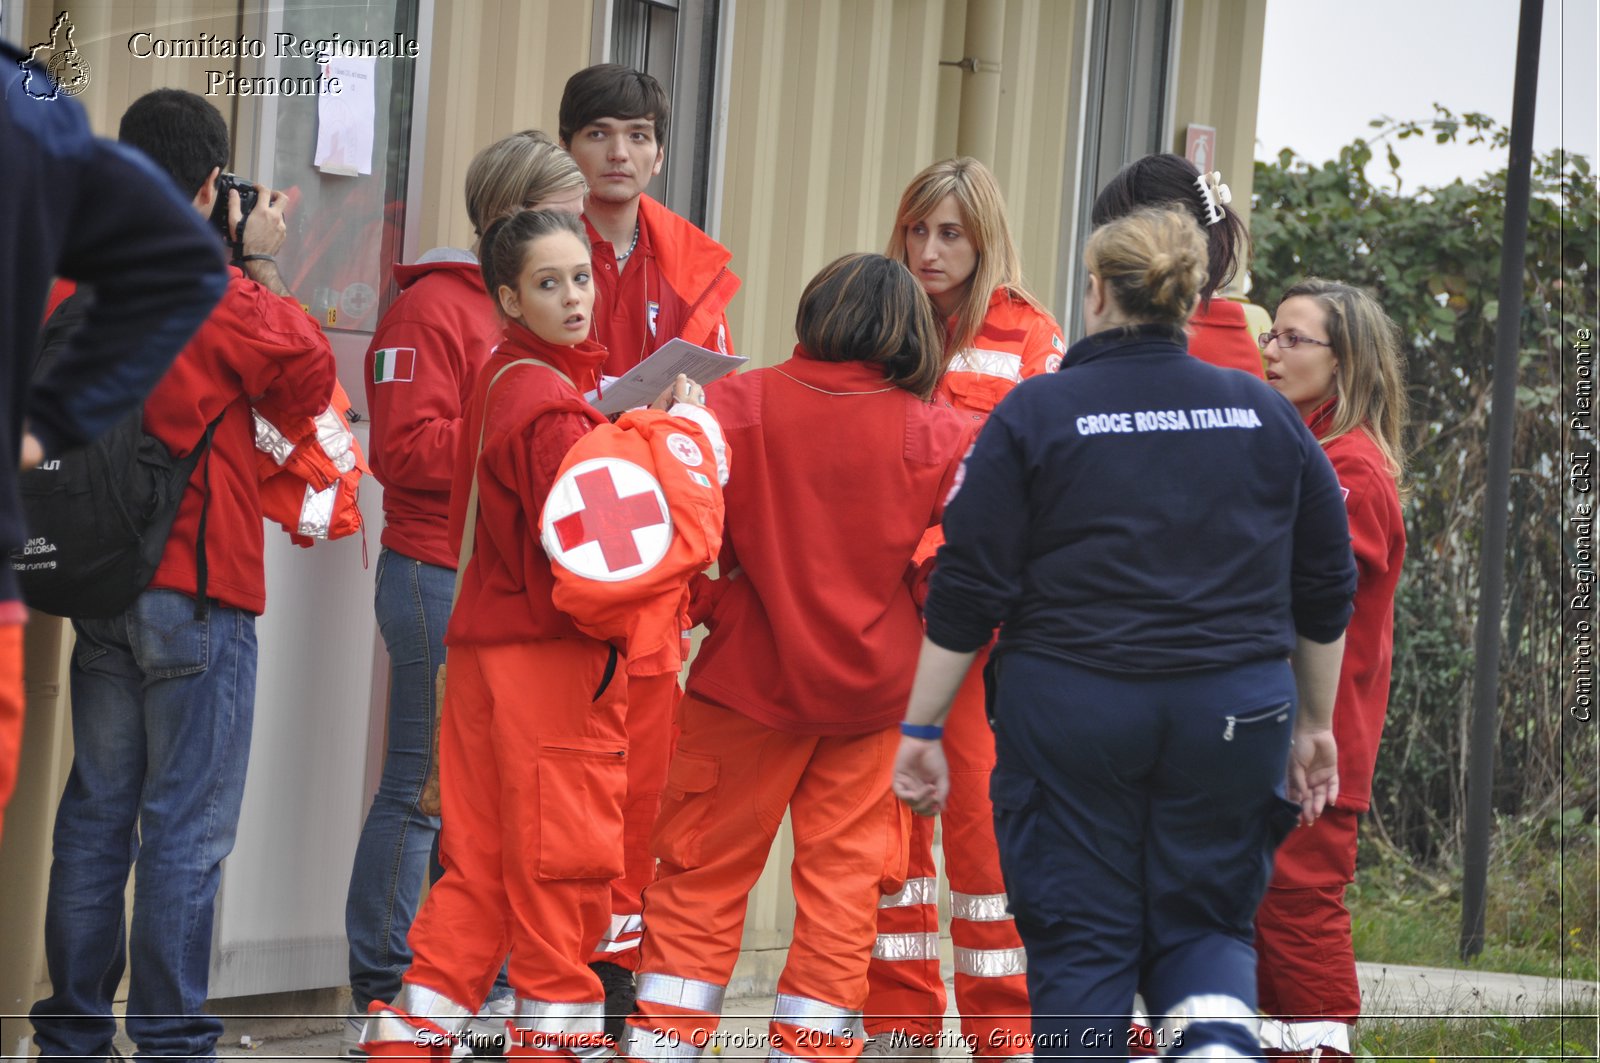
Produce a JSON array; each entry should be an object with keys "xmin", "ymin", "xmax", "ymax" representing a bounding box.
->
[{"xmin": 541, "ymin": 458, "xmax": 672, "ymax": 582}]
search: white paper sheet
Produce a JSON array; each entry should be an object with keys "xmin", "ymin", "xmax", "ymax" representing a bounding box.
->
[
  {"xmin": 585, "ymin": 339, "xmax": 748, "ymax": 415},
  {"xmin": 314, "ymin": 55, "xmax": 376, "ymax": 176}
]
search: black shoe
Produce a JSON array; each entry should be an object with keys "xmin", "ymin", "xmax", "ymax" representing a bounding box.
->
[{"xmin": 591, "ymin": 960, "xmax": 637, "ymax": 1046}]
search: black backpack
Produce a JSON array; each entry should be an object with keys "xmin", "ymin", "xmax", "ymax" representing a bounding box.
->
[{"xmin": 10, "ymin": 292, "xmax": 220, "ymax": 619}]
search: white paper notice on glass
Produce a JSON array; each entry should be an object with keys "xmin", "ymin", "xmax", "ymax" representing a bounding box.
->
[
  {"xmin": 585, "ymin": 339, "xmax": 748, "ymax": 416},
  {"xmin": 314, "ymin": 55, "xmax": 376, "ymax": 176}
]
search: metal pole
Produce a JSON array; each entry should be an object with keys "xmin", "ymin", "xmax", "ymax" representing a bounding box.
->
[{"xmin": 1460, "ymin": 0, "xmax": 1544, "ymax": 961}]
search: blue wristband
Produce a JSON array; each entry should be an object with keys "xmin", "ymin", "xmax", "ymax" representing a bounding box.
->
[{"xmin": 900, "ymin": 721, "xmax": 944, "ymax": 740}]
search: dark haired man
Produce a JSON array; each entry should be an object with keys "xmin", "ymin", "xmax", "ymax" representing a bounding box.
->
[
  {"xmin": 29, "ymin": 88, "xmax": 335, "ymax": 1063},
  {"xmin": 1, "ymin": 44, "xmax": 226, "ymax": 845},
  {"xmin": 558, "ymin": 63, "xmax": 740, "ymax": 371},
  {"xmin": 557, "ymin": 62, "xmax": 741, "ymax": 1043}
]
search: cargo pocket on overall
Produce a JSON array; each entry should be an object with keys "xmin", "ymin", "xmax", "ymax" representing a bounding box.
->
[
  {"xmin": 880, "ymin": 791, "xmax": 914, "ymax": 896},
  {"xmin": 989, "ymin": 768, "xmax": 1065, "ymax": 930},
  {"xmin": 535, "ymin": 738, "xmax": 627, "ymax": 880},
  {"xmin": 651, "ymin": 752, "xmax": 719, "ymax": 869}
]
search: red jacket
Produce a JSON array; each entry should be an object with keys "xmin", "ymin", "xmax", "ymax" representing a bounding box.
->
[
  {"xmin": 915, "ymin": 289, "xmax": 1064, "ymax": 568},
  {"xmin": 936, "ymin": 287, "xmax": 1065, "ymax": 419},
  {"xmin": 444, "ymin": 323, "xmax": 609, "ymax": 646},
  {"xmin": 688, "ymin": 350, "xmax": 976, "ymax": 735},
  {"xmin": 587, "ymin": 195, "xmax": 740, "ymax": 377},
  {"xmin": 1306, "ymin": 399, "xmax": 1406, "ymax": 811},
  {"xmin": 254, "ymin": 379, "xmax": 369, "ymax": 545},
  {"xmin": 1187, "ymin": 298, "xmax": 1266, "ymax": 379},
  {"xmin": 145, "ymin": 268, "xmax": 337, "ymax": 614},
  {"xmin": 364, "ymin": 257, "xmax": 500, "ymax": 569}
]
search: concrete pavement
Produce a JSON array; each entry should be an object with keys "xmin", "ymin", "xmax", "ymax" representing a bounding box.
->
[{"xmin": 87, "ymin": 963, "xmax": 1592, "ymax": 1061}]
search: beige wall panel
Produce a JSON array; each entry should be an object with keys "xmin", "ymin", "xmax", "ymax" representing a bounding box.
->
[
  {"xmin": 988, "ymin": 0, "xmax": 1083, "ymax": 319},
  {"xmin": 0, "ymin": 619, "xmax": 77, "ymax": 1055},
  {"xmin": 718, "ymin": 0, "xmax": 950, "ymax": 370},
  {"xmin": 414, "ymin": 0, "xmax": 594, "ymax": 254},
  {"xmin": 930, "ymin": 0, "xmax": 965, "ymax": 162},
  {"xmin": 1170, "ymin": 0, "xmax": 1267, "ymax": 249}
]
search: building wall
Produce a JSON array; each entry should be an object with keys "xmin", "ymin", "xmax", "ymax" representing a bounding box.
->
[
  {"xmin": 412, "ymin": 0, "xmax": 595, "ymax": 255},
  {"xmin": 717, "ymin": 0, "xmax": 1090, "ymax": 370}
]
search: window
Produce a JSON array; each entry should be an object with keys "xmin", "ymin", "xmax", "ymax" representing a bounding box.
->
[
  {"xmin": 238, "ymin": 0, "xmax": 421, "ymax": 383},
  {"xmin": 609, "ymin": 0, "xmax": 722, "ymax": 231},
  {"xmin": 1062, "ymin": 0, "xmax": 1177, "ymax": 337}
]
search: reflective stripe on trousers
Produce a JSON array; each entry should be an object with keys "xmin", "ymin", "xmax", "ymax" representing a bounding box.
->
[
  {"xmin": 597, "ymin": 912, "xmax": 647, "ymax": 954},
  {"xmin": 513, "ymin": 998, "xmax": 614, "ymax": 1062},
  {"xmin": 952, "ymin": 946, "xmax": 1026, "ymax": 978}
]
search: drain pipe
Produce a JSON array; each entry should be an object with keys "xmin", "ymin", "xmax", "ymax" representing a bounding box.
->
[{"xmin": 946, "ymin": 0, "xmax": 1004, "ymax": 160}]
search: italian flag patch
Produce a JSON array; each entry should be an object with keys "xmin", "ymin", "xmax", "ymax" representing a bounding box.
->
[{"xmin": 372, "ymin": 347, "xmax": 416, "ymax": 383}]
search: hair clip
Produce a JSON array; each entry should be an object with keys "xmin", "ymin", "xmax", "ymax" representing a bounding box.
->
[{"xmin": 1193, "ymin": 170, "xmax": 1230, "ymax": 226}]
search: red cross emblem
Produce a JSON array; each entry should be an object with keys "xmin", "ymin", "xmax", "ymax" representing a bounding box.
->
[{"xmin": 542, "ymin": 458, "xmax": 672, "ymax": 581}]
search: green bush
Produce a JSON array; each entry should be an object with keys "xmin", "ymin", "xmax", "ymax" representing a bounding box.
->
[{"xmin": 1250, "ymin": 106, "xmax": 1597, "ymax": 865}]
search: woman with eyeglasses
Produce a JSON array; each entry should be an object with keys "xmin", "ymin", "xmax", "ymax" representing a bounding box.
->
[
  {"xmin": 1254, "ymin": 280, "xmax": 1408, "ymax": 1061},
  {"xmin": 1091, "ymin": 152, "xmax": 1264, "ymax": 379},
  {"xmin": 893, "ymin": 207, "xmax": 1357, "ymax": 1059}
]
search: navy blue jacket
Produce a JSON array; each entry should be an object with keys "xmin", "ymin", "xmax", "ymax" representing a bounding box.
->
[
  {"xmin": 2, "ymin": 40, "xmax": 226, "ymax": 605},
  {"xmin": 925, "ymin": 324, "xmax": 1357, "ymax": 673}
]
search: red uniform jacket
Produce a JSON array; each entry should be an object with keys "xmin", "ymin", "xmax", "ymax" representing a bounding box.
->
[
  {"xmin": 542, "ymin": 408, "xmax": 727, "ymax": 677},
  {"xmin": 936, "ymin": 287, "xmax": 1065, "ymax": 419},
  {"xmin": 1307, "ymin": 399, "xmax": 1406, "ymax": 811},
  {"xmin": 254, "ymin": 379, "xmax": 369, "ymax": 545},
  {"xmin": 364, "ymin": 257, "xmax": 500, "ymax": 569},
  {"xmin": 587, "ymin": 195, "xmax": 740, "ymax": 377},
  {"xmin": 145, "ymin": 267, "xmax": 337, "ymax": 614},
  {"xmin": 688, "ymin": 350, "xmax": 976, "ymax": 735},
  {"xmin": 444, "ymin": 323, "xmax": 609, "ymax": 646},
  {"xmin": 914, "ymin": 288, "xmax": 1064, "ymax": 568},
  {"xmin": 1187, "ymin": 297, "xmax": 1266, "ymax": 379}
]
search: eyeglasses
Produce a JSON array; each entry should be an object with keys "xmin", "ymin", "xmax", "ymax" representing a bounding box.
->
[{"xmin": 1258, "ymin": 330, "xmax": 1334, "ymax": 351}]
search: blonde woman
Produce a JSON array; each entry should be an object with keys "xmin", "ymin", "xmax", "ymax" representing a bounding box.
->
[
  {"xmin": 1255, "ymin": 279, "xmax": 1407, "ymax": 1062},
  {"xmin": 894, "ymin": 209, "xmax": 1356, "ymax": 1059},
  {"xmin": 867, "ymin": 157, "xmax": 1063, "ymax": 1060}
]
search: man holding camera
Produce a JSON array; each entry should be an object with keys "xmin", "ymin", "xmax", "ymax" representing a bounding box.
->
[{"xmin": 30, "ymin": 89, "xmax": 335, "ymax": 1063}]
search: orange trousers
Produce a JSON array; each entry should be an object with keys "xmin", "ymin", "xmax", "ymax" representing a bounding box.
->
[
  {"xmin": 400, "ymin": 638, "xmax": 627, "ymax": 1010},
  {"xmin": 0, "ymin": 622, "xmax": 23, "ymax": 846},
  {"xmin": 589, "ymin": 670, "xmax": 679, "ymax": 969},
  {"xmin": 864, "ymin": 651, "xmax": 1030, "ymax": 1058},
  {"xmin": 626, "ymin": 695, "xmax": 908, "ymax": 1063}
]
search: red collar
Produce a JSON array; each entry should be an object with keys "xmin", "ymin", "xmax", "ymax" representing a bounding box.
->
[
  {"xmin": 496, "ymin": 320, "xmax": 609, "ymax": 386},
  {"xmin": 781, "ymin": 346, "xmax": 899, "ymax": 391},
  {"xmin": 1304, "ymin": 395, "xmax": 1339, "ymax": 434}
]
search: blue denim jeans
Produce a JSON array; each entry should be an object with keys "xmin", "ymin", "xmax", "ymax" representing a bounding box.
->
[
  {"xmin": 345, "ymin": 550, "xmax": 512, "ymax": 1009},
  {"xmin": 31, "ymin": 590, "xmax": 257, "ymax": 1062},
  {"xmin": 345, "ymin": 549, "xmax": 449, "ymax": 1009}
]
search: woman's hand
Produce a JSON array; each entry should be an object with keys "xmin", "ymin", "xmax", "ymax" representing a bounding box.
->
[
  {"xmin": 893, "ymin": 736, "xmax": 949, "ymax": 816},
  {"xmin": 651, "ymin": 373, "xmax": 706, "ymax": 411},
  {"xmin": 1287, "ymin": 724, "xmax": 1338, "ymax": 826}
]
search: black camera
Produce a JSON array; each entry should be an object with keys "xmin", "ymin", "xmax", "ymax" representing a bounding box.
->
[{"xmin": 209, "ymin": 172, "xmax": 259, "ymax": 260}]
